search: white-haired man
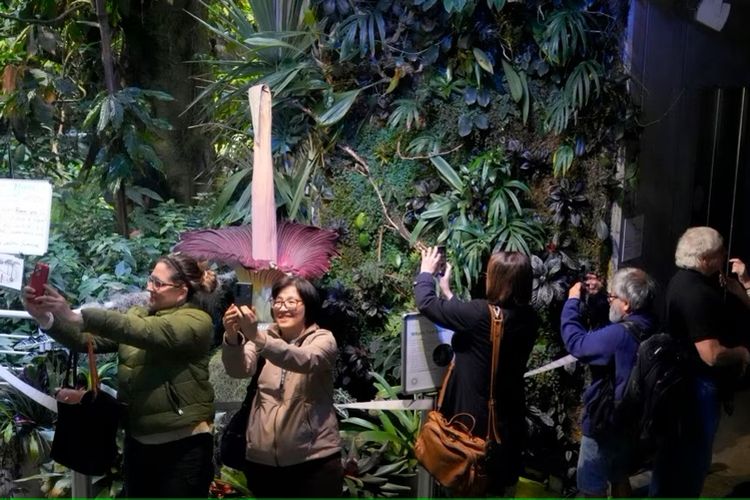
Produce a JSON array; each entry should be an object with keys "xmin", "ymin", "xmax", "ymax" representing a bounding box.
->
[{"xmin": 650, "ymin": 226, "xmax": 750, "ymax": 497}]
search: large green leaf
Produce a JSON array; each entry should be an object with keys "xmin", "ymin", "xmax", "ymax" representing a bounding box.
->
[
  {"xmin": 430, "ymin": 156, "xmax": 464, "ymax": 192},
  {"xmin": 316, "ymin": 89, "xmax": 361, "ymax": 126},
  {"xmin": 501, "ymin": 60, "xmax": 523, "ymax": 102},
  {"xmin": 472, "ymin": 47, "xmax": 494, "ymax": 74}
]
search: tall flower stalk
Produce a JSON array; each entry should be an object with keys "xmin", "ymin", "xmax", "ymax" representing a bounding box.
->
[{"xmin": 175, "ymin": 84, "xmax": 339, "ymax": 322}]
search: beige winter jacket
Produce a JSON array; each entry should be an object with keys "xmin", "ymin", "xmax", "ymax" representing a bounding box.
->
[{"xmin": 222, "ymin": 323, "xmax": 341, "ymax": 467}]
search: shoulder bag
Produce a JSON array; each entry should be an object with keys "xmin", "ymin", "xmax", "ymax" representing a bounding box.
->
[
  {"xmin": 414, "ymin": 305, "xmax": 504, "ymax": 497},
  {"xmin": 51, "ymin": 336, "xmax": 121, "ymax": 475},
  {"xmin": 219, "ymin": 356, "xmax": 266, "ymax": 470}
]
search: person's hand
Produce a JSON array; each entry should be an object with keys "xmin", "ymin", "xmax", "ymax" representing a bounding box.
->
[
  {"xmin": 420, "ymin": 246, "xmax": 442, "ymax": 275},
  {"xmin": 740, "ymin": 346, "xmax": 750, "ymax": 366},
  {"xmin": 222, "ymin": 304, "xmax": 241, "ymax": 336},
  {"xmin": 725, "ymin": 275, "xmax": 747, "ymax": 299},
  {"xmin": 236, "ymin": 305, "xmax": 259, "ymax": 341},
  {"xmin": 730, "ymin": 258, "xmax": 750, "ymax": 288},
  {"xmin": 439, "ymin": 263, "xmax": 454, "ymax": 300},
  {"xmin": 33, "ymin": 285, "xmax": 83, "ymax": 328},
  {"xmin": 583, "ymin": 273, "xmax": 604, "ymax": 295},
  {"xmin": 21, "ymin": 286, "xmax": 53, "ymax": 326},
  {"xmin": 568, "ymin": 282, "xmax": 582, "ymax": 300}
]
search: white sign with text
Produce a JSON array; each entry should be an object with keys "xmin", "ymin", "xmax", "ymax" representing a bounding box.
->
[
  {"xmin": 401, "ymin": 313, "xmax": 454, "ymax": 395},
  {"xmin": 0, "ymin": 180, "xmax": 52, "ymax": 256}
]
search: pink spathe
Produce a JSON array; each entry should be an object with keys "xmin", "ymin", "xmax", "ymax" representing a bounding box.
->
[{"xmin": 248, "ymin": 84, "xmax": 277, "ymax": 264}]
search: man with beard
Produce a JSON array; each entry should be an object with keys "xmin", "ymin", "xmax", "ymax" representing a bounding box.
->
[
  {"xmin": 561, "ymin": 268, "xmax": 658, "ymax": 497},
  {"xmin": 650, "ymin": 227, "xmax": 750, "ymax": 497}
]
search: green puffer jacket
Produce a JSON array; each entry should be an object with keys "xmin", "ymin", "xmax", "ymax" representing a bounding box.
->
[{"xmin": 48, "ymin": 304, "xmax": 215, "ymax": 437}]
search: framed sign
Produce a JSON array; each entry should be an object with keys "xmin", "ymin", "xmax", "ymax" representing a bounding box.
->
[
  {"xmin": 0, "ymin": 180, "xmax": 52, "ymax": 256},
  {"xmin": 401, "ymin": 313, "xmax": 454, "ymax": 395}
]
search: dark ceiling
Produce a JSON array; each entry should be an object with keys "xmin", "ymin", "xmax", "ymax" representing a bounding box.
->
[
  {"xmin": 654, "ymin": 0, "xmax": 750, "ymax": 54},
  {"xmin": 722, "ymin": 1, "xmax": 750, "ymax": 49}
]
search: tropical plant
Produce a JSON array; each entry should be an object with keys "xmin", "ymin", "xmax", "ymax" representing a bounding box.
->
[
  {"xmin": 340, "ymin": 373, "xmax": 419, "ymax": 497},
  {"xmin": 547, "ymin": 178, "xmax": 587, "ymax": 227},
  {"xmin": 536, "ymin": 7, "xmax": 590, "ymax": 67},
  {"xmin": 192, "ymin": 0, "xmax": 362, "ymax": 224},
  {"xmin": 410, "ymin": 150, "xmax": 545, "ymax": 292},
  {"xmin": 530, "ymin": 253, "xmax": 568, "ymax": 308},
  {"xmin": 81, "ymin": 87, "xmax": 174, "ymax": 195},
  {"xmin": 545, "ymin": 60, "xmax": 603, "ymax": 135}
]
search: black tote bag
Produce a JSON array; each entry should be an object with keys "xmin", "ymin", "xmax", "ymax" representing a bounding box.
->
[{"xmin": 51, "ymin": 338, "xmax": 121, "ymax": 475}]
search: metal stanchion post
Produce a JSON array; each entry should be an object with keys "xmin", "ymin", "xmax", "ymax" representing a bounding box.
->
[
  {"xmin": 71, "ymin": 471, "xmax": 92, "ymax": 498},
  {"xmin": 416, "ymin": 408, "xmax": 435, "ymax": 498}
]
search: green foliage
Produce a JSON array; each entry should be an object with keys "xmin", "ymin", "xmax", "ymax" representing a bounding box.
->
[
  {"xmin": 536, "ymin": 8, "xmax": 590, "ymax": 66},
  {"xmin": 410, "ymin": 149, "xmax": 545, "ymax": 292},
  {"xmin": 340, "ymin": 373, "xmax": 419, "ymax": 497},
  {"xmin": 82, "ymin": 87, "xmax": 173, "ymax": 192},
  {"xmin": 334, "ymin": 10, "xmax": 387, "ymax": 60}
]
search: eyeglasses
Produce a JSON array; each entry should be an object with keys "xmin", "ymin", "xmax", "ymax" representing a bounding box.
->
[
  {"xmin": 271, "ymin": 298, "xmax": 303, "ymax": 311},
  {"xmin": 147, "ymin": 275, "xmax": 182, "ymax": 290},
  {"xmin": 607, "ymin": 293, "xmax": 619, "ymax": 302}
]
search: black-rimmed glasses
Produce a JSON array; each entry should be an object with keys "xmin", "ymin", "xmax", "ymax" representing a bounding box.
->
[{"xmin": 270, "ymin": 298, "xmax": 303, "ymax": 311}]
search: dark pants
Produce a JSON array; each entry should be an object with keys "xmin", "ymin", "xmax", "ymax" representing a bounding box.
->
[
  {"xmin": 123, "ymin": 433, "xmax": 214, "ymax": 498},
  {"xmin": 649, "ymin": 376, "xmax": 721, "ymax": 497},
  {"xmin": 243, "ymin": 452, "xmax": 343, "ymax": 498}
]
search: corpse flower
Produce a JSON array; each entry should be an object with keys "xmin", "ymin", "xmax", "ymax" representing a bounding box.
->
[{"xmin": 174, "ymin": 84, "xmax": 339, "ymax": 322}]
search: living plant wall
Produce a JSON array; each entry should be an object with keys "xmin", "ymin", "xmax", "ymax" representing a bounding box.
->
[
  {"xmin": 0, "ymin": 0, "xmax": 638, "ymax": 496},
  {"xmin": 197, "ymin": 0, "xmax": 638, "ymax": 493}
]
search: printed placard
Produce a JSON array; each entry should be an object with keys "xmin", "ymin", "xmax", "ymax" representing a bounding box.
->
[
  {"xmin": 0, "ymin": 253, "xmax": 24, "ymax": 291},
  {"xmin": 0, "ymin": 180, "xmax": 52, "ymax": 256},
  {"xmin": 401, "ymin": 313, "xmax": 454, "ymax": 395}
]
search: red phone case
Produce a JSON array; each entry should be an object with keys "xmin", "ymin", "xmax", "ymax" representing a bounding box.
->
[{"xmin": 29, "ymin": 263, "xmax": 49, "ymax": 297}]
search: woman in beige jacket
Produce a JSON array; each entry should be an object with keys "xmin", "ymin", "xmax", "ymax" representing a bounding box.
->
[{"xmin": 222, "ymin": 275, "xmax": 342, "ymax": 497}]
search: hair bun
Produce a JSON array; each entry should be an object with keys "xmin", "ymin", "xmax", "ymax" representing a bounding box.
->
[{"xmin": 199, "ymin": 268, "xmax": 218, "ymax": 294}]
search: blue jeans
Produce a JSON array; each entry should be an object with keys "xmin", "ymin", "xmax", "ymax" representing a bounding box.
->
[
  {"xmin": 649, "ymin": 376, "xmax": 721, "ymax": 497},
  {"xmin": 577, "ymin": 434, "xmax": 633, "ymax": 496}
]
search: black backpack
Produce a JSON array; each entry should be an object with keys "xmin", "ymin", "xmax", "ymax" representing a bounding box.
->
[{"xmin": 619, "ymin": 332, "xmax": 693, "ymax": 450}]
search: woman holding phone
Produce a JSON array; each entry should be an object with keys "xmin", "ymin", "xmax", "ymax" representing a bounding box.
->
[
  {"xmin": 23, "ymin": 253, "xmax": 217, "ymax": 498},
  {"xmin": 414, "ymin": 246, "xmax": 538, "ymax": 496},
  {"xmin": 221, "ymin": 275, "xmax": 343, "ymax": 498}
]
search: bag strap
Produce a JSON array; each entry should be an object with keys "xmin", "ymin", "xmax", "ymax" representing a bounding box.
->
[
  {"xmin": 86, "ymin": 335, "xmax": 99, "ymax": 395},
  {"xmin": 63, "ymin": 349, "xmax": 77, "ymax": 389},
  {"xmin": 486, "ymin": 304, "xmax": 504, "ymax": 443},
  {"xmin": 434, "ymin": 361, "xmax": 454, "ymax": 412},
  {"xmin": 241, "ymin": 356, "xmax": 266, "ymax": 409}
]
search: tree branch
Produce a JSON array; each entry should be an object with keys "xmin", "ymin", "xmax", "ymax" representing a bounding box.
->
[
  {"xmin": 0, "ymin": 3, "xmax": 88, "ymax": 25},
  {"xmin": 395, "ymin": 138, "xmax": 462, "ymax": 160},
  {"xmin": 338, "ymin": 143, "xmax": 424, "ymax": 250}
]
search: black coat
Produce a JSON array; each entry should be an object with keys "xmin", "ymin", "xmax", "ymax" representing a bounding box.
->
[{"xmin": 414, "ymin": 272, "xmax": 538, "ymax": 485}]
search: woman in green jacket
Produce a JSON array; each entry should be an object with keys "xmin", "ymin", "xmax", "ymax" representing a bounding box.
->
[{"xmin": 23, "ymin": 253, "xmax": 217, "ymax": 498}]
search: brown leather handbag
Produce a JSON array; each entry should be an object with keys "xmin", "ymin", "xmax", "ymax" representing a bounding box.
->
[{"xmin": 414, "ymin": 305, "xmax": 504, "ymax": 497}]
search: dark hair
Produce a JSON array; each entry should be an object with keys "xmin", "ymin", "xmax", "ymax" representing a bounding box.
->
[
  {"xmin": 159, "ymin": 252, "xmax": 217, "ymax": 299},
  {"xmin": 271, "ymin": 275, "xmax": 320, "ymax": 327},
  {"xmin": 485, "ymin": 251, "xmax": 532, "ymax": 306}
]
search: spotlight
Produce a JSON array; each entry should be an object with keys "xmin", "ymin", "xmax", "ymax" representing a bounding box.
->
[{"xmin": 694, "ymin": 0, "xmax": 731, "ymax": 31}]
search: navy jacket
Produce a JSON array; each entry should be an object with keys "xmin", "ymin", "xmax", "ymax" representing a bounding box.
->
[{"xmin": 561, "ymin": 298, "xmax": 657, "ymax": 436}]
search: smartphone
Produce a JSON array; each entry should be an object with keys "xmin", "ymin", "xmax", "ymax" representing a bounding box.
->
[
  {"xmin": 234, "ymin": 282, "xmax": 253, "ymax": 307},
  {"xmin": 29, "ymin": 262, "xmax": 50, "ymax": 298},
  {"xmin": 435, "ymin": 246, "xmax": 447, "ymax": 275}
]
